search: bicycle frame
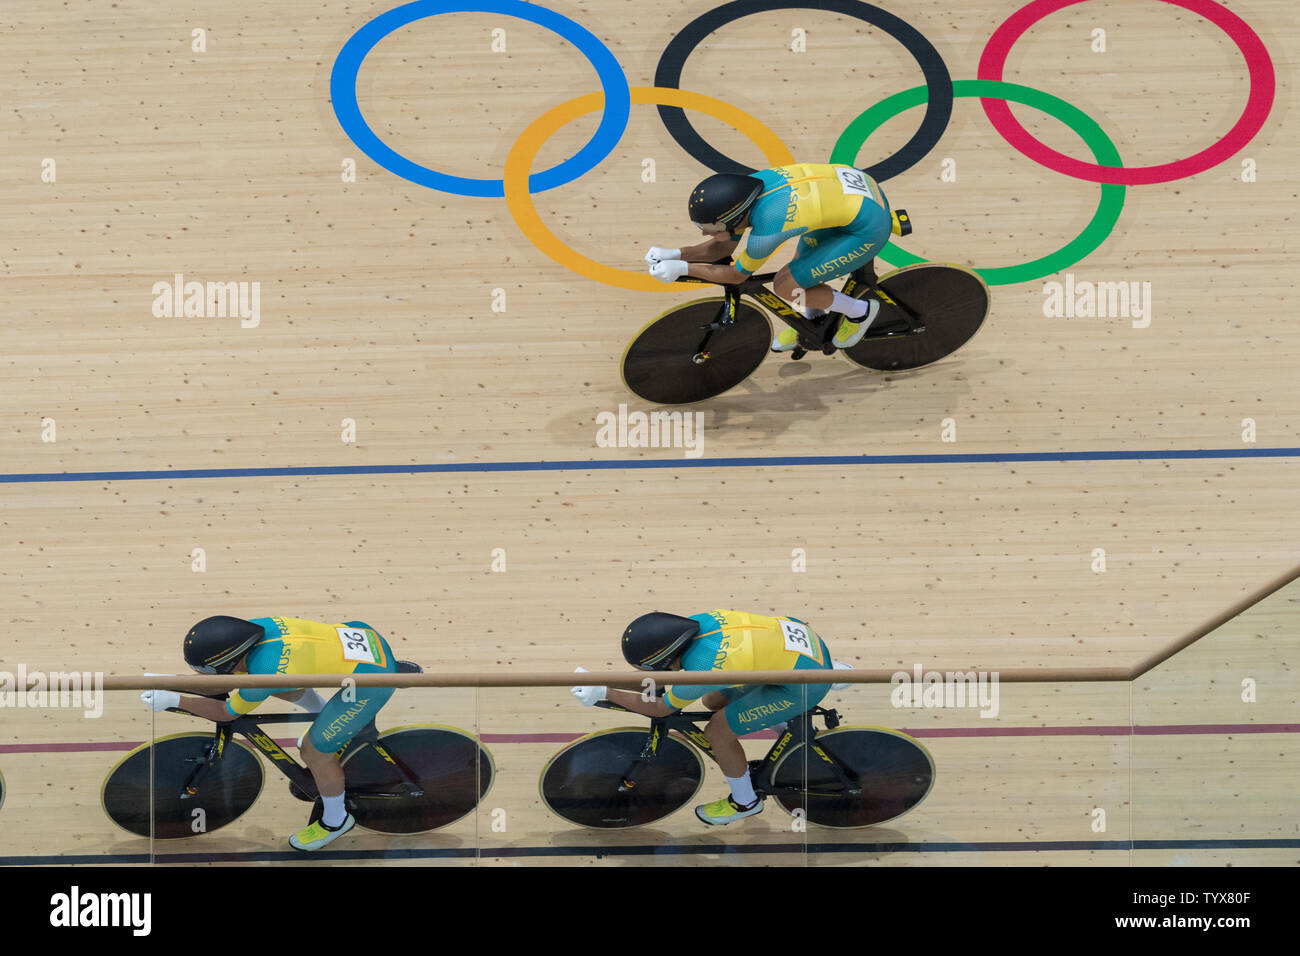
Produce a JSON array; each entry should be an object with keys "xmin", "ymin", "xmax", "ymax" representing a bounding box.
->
[
  {"xmin": 165, "ymin": 706, "xmax": 425, "ymax": 803},
  {"xmin": 594, "ymin": 701, "xmax": 864, "ymax": 800},
  {"xmin": 679, "ymin": 260, "xmax": 926, "ymax": 362}
]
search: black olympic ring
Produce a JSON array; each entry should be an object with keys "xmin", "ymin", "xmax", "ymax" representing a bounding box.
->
[{"xmin": 653, "ymin": 0, "xmax": 954, "ymax": 182}]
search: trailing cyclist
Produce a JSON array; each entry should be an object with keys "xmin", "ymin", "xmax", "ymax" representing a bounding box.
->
[{"xmin": 141, "ymin": 615, "xmax": 400, "ymax": 851}]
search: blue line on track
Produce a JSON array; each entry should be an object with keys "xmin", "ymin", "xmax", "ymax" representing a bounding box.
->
[
  {"xmin": 3, "ymin": 838, "xmax": 1296, "ymax": 865},
  {"xmin": 2, "ymin": 447, "xmax": 1297, "ymax": 485}
]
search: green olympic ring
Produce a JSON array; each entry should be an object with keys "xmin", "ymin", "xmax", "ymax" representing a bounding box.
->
[{"xmin": 831, "ymin": 79, "xmax": 1126, "ymax": 286}]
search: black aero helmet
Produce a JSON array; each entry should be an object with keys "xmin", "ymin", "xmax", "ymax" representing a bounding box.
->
[
  {"xmin": 622, "ymin": 612, "xmax": 700, "ymax": 670},
  {"xmin": 184, "ymin": 616, "xmax": 264, "ymax": 674},
  {"xmin": 689, "ymin": 173, "xmax": 762, "ymax": 231}
]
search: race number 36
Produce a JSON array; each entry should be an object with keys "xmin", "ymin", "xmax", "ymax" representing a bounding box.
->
[
  {"xmin": 336, "ymin": 626, "xmax": 378, "ymax": 664},
  {"xmin": 780, "ymin": 619, "xmax": 817, "ymax": 660}
]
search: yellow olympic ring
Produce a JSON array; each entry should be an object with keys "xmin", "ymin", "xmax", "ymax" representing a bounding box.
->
[{"xmin": 503, "ymin": 86, "xmax": 796, "ymax": 293}]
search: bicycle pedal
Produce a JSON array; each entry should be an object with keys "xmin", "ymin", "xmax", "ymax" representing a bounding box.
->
[{"xmin": 790, "ymin": 347, "xmax": 806, "ymax": 360}]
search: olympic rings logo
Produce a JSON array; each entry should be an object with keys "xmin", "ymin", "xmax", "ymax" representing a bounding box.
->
[{"xmin": 330, "ymin": 0, "xmax": 1275, "ymax": 292}]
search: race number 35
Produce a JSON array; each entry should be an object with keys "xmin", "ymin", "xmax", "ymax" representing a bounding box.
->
[{"xmin": 780, "ymin": 619, "xmax": 817, "ymax": 660}]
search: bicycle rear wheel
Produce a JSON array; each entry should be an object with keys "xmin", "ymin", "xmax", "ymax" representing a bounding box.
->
[
  {"xmin": 540, "ymin": 728, "xmax": 705, "ymax": 829},
  {"xmin": 621, "ymin": 299, "xmax": 771, "ymax": 405},
  {"xmin": 845, "ymin": 263, "xmax": 989, "ymax": 371},
  {"xmin": 101, "ymin": 733, "xmax": 265, "ymax": 839},
  {"xmin": 770, "ymin": 727, "xmax": 934, "ymax": 828},
  {"xmin": 342, "ymin": 726, "xmax": 493, "ymax": 833}
]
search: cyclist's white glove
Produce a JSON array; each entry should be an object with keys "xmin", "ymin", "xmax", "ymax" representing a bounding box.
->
[
  {"xmin": 649, "ymin": 259, "xmax": 689, "ymax": 283},
  {"xmin": 645, "ymin": 246, "xmax": 681, "ymax": 266},
  {"xmin": 141, "ymin": 690, "xmax": 181, "ymax": 712},
  {"xmin": 830, "ymin": 660, "xmax": 855, "ymax": 692},
  {"xmin": 570, "ymin": 666, "xmax": 607, "ymax": 707}
]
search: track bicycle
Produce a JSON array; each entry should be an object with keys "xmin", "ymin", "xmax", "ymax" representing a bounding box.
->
[
  {"xmin": 621, "ymin": 212, "xmax": 990, "ymax": 405},
  {"xmin": 101, "ymin": 660, "xmax": 493, "ymax": 839},
  {"xmin": 540, "ymin": 700, "xmax": 934, "ymax": 829}
]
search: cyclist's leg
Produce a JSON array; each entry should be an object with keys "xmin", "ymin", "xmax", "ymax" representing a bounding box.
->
[
  {"xmin": 702, "ymin": 687, "xmax": 742, "ymax": 711},
  {"xmin": 301, "ymin": 685, "xmax": 396, "ymax": 786},
  {"xmin": 720, "ymin": 646, "xmax": 836, "ymax": 744},
  {"xmin": 773, "ymin": 229, "xmax": 841, "ymax": 313},
  {"xmin": 770, "ymin": 231, "xmax": 842, "ymax": 351},
  {"xmin": 786, "ymin": 203, "xmax": 894, "ymax": 347},
  {"xmin": 292, "ymin": 635, "xmax": 398, "ymax": 850},
  {"xmin": 697, "ymin": 684, "xmax": 805, "ymax": 824}
]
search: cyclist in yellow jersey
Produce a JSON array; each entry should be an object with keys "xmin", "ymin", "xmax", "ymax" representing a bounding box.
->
[
  {"xmin": 141, "ymin": 615, "xmax": 401, "ymax": 851},
  {"xmin": 646, "ymin": 164, "xmax": 899, "ymax": 351},
  {"xmin": 572, "ymin": 610, "xmax": 854, "ymax": 825}
]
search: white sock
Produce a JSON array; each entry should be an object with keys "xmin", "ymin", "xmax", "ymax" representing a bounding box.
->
[
  {"xmin": 831, "ymin": 290, "xmax": 869, "ymax": 319},
  {"xmin": 726, "ymin": 771, "xmax": 757, "ymax": 807},
  {"xmin": 295, "ymin": 688, "xmax": 327, "ymax": 713},
  {"xmin": 321, "ymin": 792, "xmax": 348, "ymax": 828},
  {"xmin": 802, "ymin": 306, "xmax": 828, "ymax": 320}
]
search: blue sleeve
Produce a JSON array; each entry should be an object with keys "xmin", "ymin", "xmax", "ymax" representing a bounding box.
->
[{"xmin": 664, "ymin": 613, "xmax": 731, "ymax": 707}]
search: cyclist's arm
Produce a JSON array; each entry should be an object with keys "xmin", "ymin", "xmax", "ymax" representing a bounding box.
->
[
  {"xmin": 680, "ymin": 235, "xmax": 738, "ymax": 263},
  {"xmin": 174, "ymin": 695, "xmax": 238, "ymax": 722},
  {"xmin": 680, "ymin": 236, "xmax": 747, "ymax": 285},
  {"xmin": 687, "ymin": 261, "xmax": 746, "ymax": 285},
  {"xmin": 180, "ymin": 685, "xmax": 275, "ymax": 722},
  {"xmin": 605, "ymin": 687, "xmax": 676, "ymax": 717}
]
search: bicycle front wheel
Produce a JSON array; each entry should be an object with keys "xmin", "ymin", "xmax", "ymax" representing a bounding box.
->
[
  {"xmin": 621, "ymin": 298, "xmax": 771, "ymax": 405},
  {"xmin": 342, "ymin": 725, "xmax": 494, "ymax": 834},
  {"xmin": 770, "ymin": 727, "xmax": 934, "ymax": 828},
  {"xmin": 101, "ymin": 733, "xmax": 265, "ymax": 839},
  {"xmin": 540, "ymin": 728, "xmax": 705, "ymax": 829}
]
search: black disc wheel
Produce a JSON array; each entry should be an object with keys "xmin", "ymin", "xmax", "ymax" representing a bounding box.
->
[
  {"xmin": 622, "ymin": 298, "xmax": 771, "ymax": 404},
  {"xmin": 845, "ymin": 263, "xmax": 989, "ymax": 371},
  {"xmin": 770, "ymin": 727, "xmax": 934, "ymax": 828},
  {"xmin": 540, "ymin": 729, "xmax": 705, "ymax": 829},
  {"xmin": 101, "ymin": 733, "xmax": 264, "ymax": 839},
  {"xmin": 343, "ymin": 726, "xmax": 494, "ymax": 834}
]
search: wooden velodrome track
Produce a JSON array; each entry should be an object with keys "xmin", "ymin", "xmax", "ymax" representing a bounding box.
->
[{"xmin": 0, "ymin": 0, "xmax": 1296, "ymax": 865}]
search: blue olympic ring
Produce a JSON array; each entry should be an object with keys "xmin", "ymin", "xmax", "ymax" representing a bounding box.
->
[{"xmin": 330, "ymin": 0, "xmax": 630, "ymax": 197}]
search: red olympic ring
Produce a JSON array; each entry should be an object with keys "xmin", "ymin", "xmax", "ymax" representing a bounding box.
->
[{"xmin": 978, "ymin": 0, "xmax": 1275, "ymax": 185}]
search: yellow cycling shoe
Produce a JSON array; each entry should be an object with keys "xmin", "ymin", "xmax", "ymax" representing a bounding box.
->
[
  {"xmin": 832, "ymin": 299, "xmax": 882, "ymax": 349},
  {"xmin": 695, "ymin": 795, "xmax": 765, "ymax": 826},
  {"xmin": 771, "ymin": 327, "xmax": 800, "ymax": 352},
  {"xmin": 289, "ymin": 813, "xmax": 355, "ymax": 851}
]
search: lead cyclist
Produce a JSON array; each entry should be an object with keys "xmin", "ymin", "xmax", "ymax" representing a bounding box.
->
[{"xmin": 646, "ymin": 163, "xmax": 905, "ymax": 350}]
